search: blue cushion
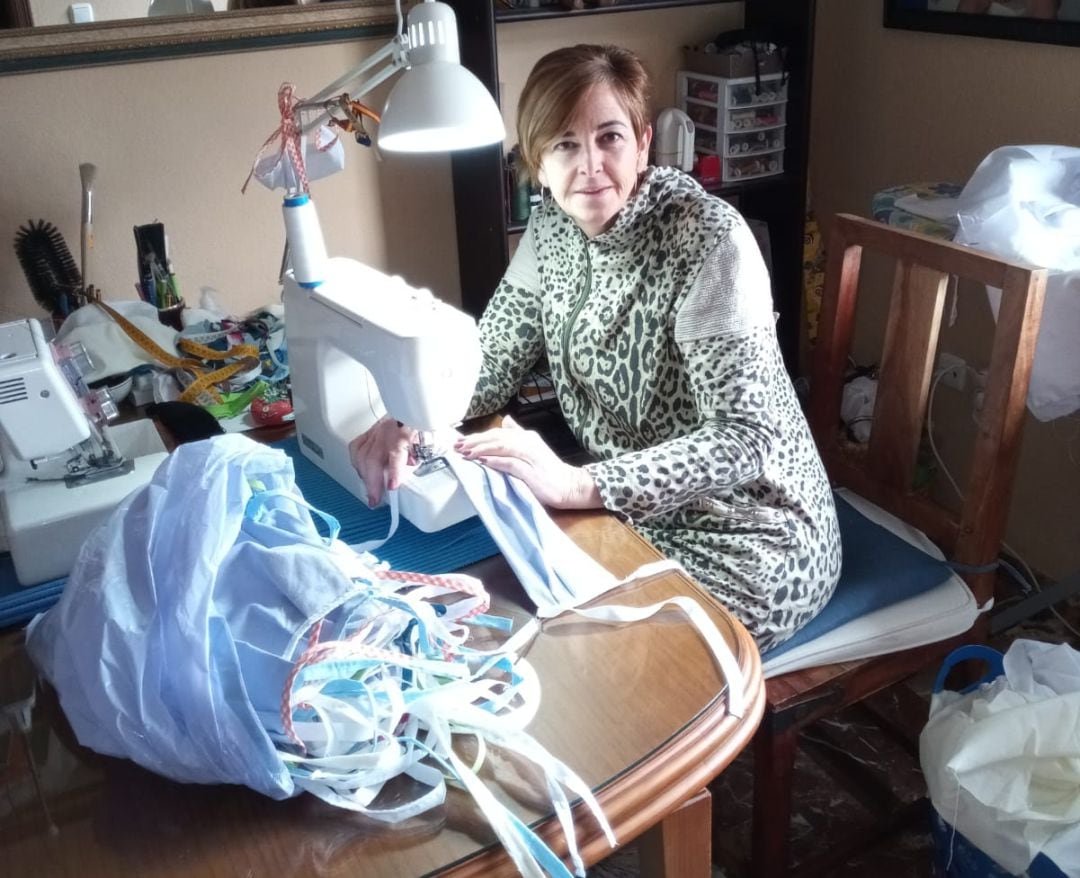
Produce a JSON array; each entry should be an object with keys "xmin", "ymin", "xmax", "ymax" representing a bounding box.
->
[{"xmin": 762, "ymin": 493, "xmax": 956, "ymax": 662}]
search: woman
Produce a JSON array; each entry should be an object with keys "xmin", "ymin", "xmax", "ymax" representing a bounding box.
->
[{"xmin": 352, "ymin": 44, "xmax": 840, "ymax": 651}]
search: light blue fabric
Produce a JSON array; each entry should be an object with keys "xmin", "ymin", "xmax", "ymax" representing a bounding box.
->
[
  {"xmin": 445, "ymin": 453, "xmax": 619, "ymax": 618},
  {"xmin": 25, "ymin": 434, "xmax": 358, "ymax": 798},
  {"xmin": 23, "ymin": 434, "xmax": 607, "ymax": 876}
]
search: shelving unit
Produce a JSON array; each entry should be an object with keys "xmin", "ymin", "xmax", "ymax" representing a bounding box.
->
[
  {"xmin": 679, "ymin": 69, "xmax": 787, "ymax": 181},
  {"xmin": 446, "ymin": 0, "xmax": 815, "ymax": 376}
]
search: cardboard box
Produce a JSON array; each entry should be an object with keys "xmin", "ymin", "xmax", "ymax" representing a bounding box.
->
[{"xmin": 682, "ymin": 46, "xmax": 783, "ymax": 79}]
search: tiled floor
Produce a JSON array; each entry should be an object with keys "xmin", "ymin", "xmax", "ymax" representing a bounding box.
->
[{"xmin": 593, "ymin": 595, "xmax": 1080, "ymax": 878}]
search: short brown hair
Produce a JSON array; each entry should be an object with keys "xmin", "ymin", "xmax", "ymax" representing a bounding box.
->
[{"xmin": 516, "ymin": 44, "xmax": 651, "ymax": 185}]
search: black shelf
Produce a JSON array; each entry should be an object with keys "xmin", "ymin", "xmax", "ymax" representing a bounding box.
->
[
  {"xmin": 495, "ymin": 0, "xmax": 738, "ymax": 24},
  {"xmin": 710, "ymin": 172, "xmax": 799, "ymax": 199}
]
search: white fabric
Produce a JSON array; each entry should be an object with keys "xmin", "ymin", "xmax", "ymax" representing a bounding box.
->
[
  {"xmin": 920, "ymin": 639, "xmax": 1080, "ymax": 876},
  {"xmin": 840, "ymin": 375, "xmax": 877, "ymax": 443},
  {"xmin": 55, "ymin": 300, "xmax": 179, "ymax": 382},
  {"xmin": 893, "ymin": 193, "xmax": 963, "ymax": 223},
  {"xmin": 443, "ymin": 453, "xmax": 747, "ymax": 714},
  {"xmin": 760, "ymin": 489, "xmax": 981, "ymax": 678},
  {"xmin": 251, "ymin": 125, "xmax": 345, "ymax": 193},
  {"xmin": 954, "ymin": 144, "xmax": 1080, "ymax": 421}
]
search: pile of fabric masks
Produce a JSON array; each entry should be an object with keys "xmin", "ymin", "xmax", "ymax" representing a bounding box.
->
[{"xmin": 25, "ymin": 434, "xmax": 615, "ymax": 878}]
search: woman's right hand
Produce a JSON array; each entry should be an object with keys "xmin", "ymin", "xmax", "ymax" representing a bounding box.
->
[{"xmin": 348, "ymin": 415, "xmax": 417, "ymax": 508}]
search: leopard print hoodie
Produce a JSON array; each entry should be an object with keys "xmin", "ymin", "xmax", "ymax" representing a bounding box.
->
[{"xmin": 468, "ymin": 166, "xmax": 840, "ymax": 650}]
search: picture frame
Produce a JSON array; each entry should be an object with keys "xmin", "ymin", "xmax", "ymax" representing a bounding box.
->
[{"xmin": 884, "ymin": 0, "xmax": 1080, "ymax": 47}]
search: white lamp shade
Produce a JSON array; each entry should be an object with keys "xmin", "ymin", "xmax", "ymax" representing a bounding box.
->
[{"xmin": 378, "ymin": 61, "xmax": 505, "ymax": 153}]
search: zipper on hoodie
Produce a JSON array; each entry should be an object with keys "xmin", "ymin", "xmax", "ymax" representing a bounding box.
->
[{"xmin": 561, "ymin": 244, "xmax": 593, "ymax": 381}]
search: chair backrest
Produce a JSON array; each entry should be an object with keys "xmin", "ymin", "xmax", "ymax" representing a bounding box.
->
[{"xmin": 809, "ymin": 214, "xmax": 1046, "ymax": 605}]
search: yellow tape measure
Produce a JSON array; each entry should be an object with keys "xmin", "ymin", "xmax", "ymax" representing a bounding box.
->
[{"xmin": 95, "ymin": 302, "xmax": 261, "ymax": 406}]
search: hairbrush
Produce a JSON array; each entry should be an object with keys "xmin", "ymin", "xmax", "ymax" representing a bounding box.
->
[{"xmin": 13, "ymin": 219, "xmax": 84, "ymax": 316}]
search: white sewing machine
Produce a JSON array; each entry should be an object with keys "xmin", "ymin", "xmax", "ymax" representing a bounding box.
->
[
  {"xmin": 282, "ymin": 257, "xmax": 483, "ymax": 533},
  {"xmin": 0, "ymin": 318, "xmax": 168, "ymax": 585}
]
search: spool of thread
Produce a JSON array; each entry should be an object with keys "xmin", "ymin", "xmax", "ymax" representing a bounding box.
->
[{"xmin": 282, "ymin": 193, "xmax": 328, "ymax": 288}]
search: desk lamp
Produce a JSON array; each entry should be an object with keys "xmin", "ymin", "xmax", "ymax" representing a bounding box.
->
[
  {"xmin": 297, "ymin": 0, "xmax": 504, "ymax": 152},
  {"xmin": 266, "ymin": 0, "xmax": 506, "ymax": 275}
]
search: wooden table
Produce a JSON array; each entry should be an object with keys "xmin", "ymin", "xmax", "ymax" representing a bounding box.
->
[{"xmin": 0, "ymin": 507, "xmax": 764, "ymax": 877}]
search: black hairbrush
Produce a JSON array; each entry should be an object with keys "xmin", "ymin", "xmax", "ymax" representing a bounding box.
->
[{"xmin": 14, "ymin": 219, "xmax": 84, "ymax": 316}]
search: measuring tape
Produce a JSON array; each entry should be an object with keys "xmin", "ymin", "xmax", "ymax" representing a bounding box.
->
[{"xmin": 95, "ymin": 302, "xmax": 261, "ymax": 406}]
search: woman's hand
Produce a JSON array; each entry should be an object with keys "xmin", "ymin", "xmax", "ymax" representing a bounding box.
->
[
  {"xmin": 348, "ymin": 415, "xmax": 416, "ymax": 508},
  {"xmin": 454, "ymin": 416, "xmax": 601, "ymax": 509}
]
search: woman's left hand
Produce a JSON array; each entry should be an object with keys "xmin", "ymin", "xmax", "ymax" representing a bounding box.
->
[{"xmin": 454, "ymin": 416, "xmax": 601, "ymax": 510}]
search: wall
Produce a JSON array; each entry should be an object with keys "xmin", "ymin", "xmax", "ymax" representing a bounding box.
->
[
  {"xmin": 1, "ymin": 4, "xmax": 737, "ymax": 322},
  {"xmin": 495, "ymin": 4, "xmax": 741, "ymax": 141},
  {"xmin": 809, "ymin": 0, "xmax": 1080, "ymax": 581},
  {"xmin": 0, "ymin": 36, "xmax": 460, "ymax": 322}
]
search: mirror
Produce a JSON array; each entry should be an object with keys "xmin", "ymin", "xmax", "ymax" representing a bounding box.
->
[{"xmin": 0, "ymin": 0, "xmax": 399, "ymax": 74}]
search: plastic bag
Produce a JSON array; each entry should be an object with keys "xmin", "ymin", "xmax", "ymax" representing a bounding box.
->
[
  {"xmin": 919, "ymin": 640, "xmax": 1080, "ymax": 877},
  {"xmin": 25, "ymin": 434, "xmax": 613, "ymax": 878},
  {"xmin": 954, "ymin": 145, "xmax": 1080, "ymax": 421}
]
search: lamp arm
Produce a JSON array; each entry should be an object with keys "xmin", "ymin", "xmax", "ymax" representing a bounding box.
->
[{"xmin": 299, "ymin": 36, "xmax": 410, "ymax": 135}]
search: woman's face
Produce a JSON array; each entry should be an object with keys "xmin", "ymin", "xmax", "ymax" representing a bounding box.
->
[{"xmin": 537, "ymin": 83, "xmax": 652, "ymax": 238}]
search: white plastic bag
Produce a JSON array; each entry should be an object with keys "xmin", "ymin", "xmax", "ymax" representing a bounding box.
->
[
  {"xmin": 919, "ymin": 640, "xmax": 1080, "ymax": 876},
  {"xmin": 954, "ymin": 145, "xmax": 1080, "ymax": 421}
]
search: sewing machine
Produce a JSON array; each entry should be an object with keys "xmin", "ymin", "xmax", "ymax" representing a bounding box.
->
[
  {"xmin": 0, "ymin": 318, "xmax": 168, "ymax": 585},
  {"xmin": 282, "ymin": 256, "xmax": 482, "ymax": 533}
]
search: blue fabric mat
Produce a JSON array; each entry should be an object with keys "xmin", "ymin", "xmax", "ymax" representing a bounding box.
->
[
  {"xmin": 0, "ymin": 437, "xmax": 500, "ymax": 630},
  {"xmin": 761, "ymin": 493, "xmax": 956, "ymax": 662},
  {"xmin": 269, "ymin": 437, "xmax": 499, "ymax": 572}
]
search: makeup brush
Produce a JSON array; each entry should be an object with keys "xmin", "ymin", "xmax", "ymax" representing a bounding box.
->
[{"xmin": 79, "ymin": 162, "xmax": 96, "ymax": 291}]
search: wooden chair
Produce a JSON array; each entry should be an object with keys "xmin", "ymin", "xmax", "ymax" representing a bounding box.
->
[{"xmin": 749, "ymin": 213, "xmax": 1047, "ymax": 877}]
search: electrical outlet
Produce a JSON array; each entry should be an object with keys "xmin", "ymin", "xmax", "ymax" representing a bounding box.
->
[{"xmin": 936, "ymin": 352, "xmax": 966, "ymax": 392}]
